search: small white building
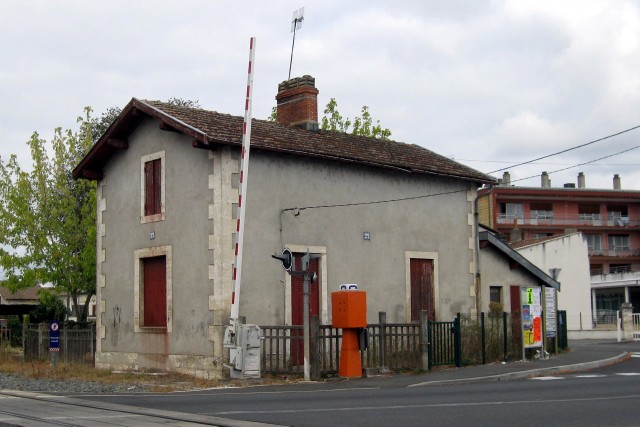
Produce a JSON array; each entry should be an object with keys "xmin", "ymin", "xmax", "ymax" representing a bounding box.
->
[{"xmin": 512, "ymin": 233, "xmax": 595, "ymax": 338}]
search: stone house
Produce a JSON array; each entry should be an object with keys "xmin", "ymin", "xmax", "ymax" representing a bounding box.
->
[{"xmin": 73, "ymin": 75, "xmax": 494, "ymax": 378}]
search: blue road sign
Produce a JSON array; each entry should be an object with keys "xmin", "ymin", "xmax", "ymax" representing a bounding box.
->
[{"xmin": 49, "ymin": 320, "xmax": 60, "ymax": 352}]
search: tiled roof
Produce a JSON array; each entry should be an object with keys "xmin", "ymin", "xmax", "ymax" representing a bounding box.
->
[
  {"xmin": 0, "ymin": 286, "xmax": 40, "ymax": 303},
  {"xmin": 73, "ymin": 98, "xmax": 496, "ymax": 184},
  {"xmin": 479, "ymin": 232, "xmax": 560, "ymax": 289}
]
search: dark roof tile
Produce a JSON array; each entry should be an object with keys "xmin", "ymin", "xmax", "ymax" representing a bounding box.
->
[{"xmin": 74, "ymin": 98, "xmax": 496, "ymax": 184}]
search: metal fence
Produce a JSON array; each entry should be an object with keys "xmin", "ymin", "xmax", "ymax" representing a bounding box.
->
[
  {"xmin": 22, "ymin": 323, "xmax": 96, "ymax": 364},
  {"xmin": 429, "ymin": 318, "xmax": 461, "ymax": 368},
  {"xmin": 261, "ymin": 309, "xmax": 559, "ymax": 377},
  {"xmin": 592, "ymin": 309, "xmax": 618, "ymax": 327},
  {"xmin": 459, "ymin": 312, "xmax": 520, "ymax": 365}
]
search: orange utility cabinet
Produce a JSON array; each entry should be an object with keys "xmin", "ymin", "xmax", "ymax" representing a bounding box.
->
[{"xmin": 331, "ymin": 290, "xmax": 367, "ymax": 378}]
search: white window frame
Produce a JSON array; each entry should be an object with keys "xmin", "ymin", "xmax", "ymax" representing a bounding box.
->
[
  {"xmin": 140, "ymin": 150, "xmax": 166, "ymax": 224},
  {"xmin": 499, "ymin": 202, "xmax": 523, "ymax": 220},
  {"xmin": 584, "ymin": 234, "xmax": 602, "ymax": 251},
  {"xmin": 608, "ymin": 234, "xmax": 630, "ymax": 251}
]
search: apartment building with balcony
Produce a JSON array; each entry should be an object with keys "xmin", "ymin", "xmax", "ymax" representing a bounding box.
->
[{"xmin": 478, "ymin": 172, "xmax": 640, "ymax": 316}]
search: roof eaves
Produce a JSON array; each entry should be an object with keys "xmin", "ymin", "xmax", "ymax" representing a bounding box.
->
[
  {"xmin": 134, "ymin": 99, "xmax": 211, "ymax": 146},
  {"xmin": 480, "ymin": 231, "xmax": 560, "ymax": 290}
]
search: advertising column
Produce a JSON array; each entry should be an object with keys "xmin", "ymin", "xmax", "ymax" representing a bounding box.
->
[{"xmin": 521, "ymin": 287, "xmax": 543, "ymax": 356}]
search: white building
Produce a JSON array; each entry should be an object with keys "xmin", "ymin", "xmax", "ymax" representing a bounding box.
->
[{"xmin": 513, "ymin": 233, "xmax": 597, "ymax": 339}]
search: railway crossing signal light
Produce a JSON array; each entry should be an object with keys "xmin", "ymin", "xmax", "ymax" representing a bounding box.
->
[{"xmin": 272, "ymin": 247, "xmax": 294, "ymax": 272}]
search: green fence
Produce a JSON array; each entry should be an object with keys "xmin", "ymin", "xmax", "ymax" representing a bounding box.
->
[{"xmin": 427, "ymin": 316, "xmax": 461, "ymax": 369}]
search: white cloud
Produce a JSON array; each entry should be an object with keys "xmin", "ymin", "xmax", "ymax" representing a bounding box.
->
[{"xmin": 1, "ymin": 0, "xmax": 640, "ymax": 190}]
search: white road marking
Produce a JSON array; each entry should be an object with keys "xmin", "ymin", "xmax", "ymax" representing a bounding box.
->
[
  {"xmin": 528, "ymin": 377, "xmax": 563, "ymax": 380},
  {"xmin": 615, "ymin": 373, "xmax": 640, "ymax": 376},
  {"xmin": 575, "ymin": 374, "xmax": 607, "ymax": 378},
  {"xmin": 69, "ymin": 386, "xmax": 381, "ymax": 398},
  {"xmin": 210, "ymin": 393, "xmax": 640, "ymax": 415}
]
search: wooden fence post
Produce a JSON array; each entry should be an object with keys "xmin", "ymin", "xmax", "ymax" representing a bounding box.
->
[
  {"xmin": 455, "ymin": 313, "xmax": 462, "ymax": 368},
  {"xmin": 63, "ymin": 326, "xmax": 68, "ymax": 364},
  {"xmin": 91, "ymin": 324, "xmax": 95, "ymax": 360},
  {"xmin": 38, "ymin": 323, "xmax": 44, "ymax": 360},
  {"xmin": 503, "ymin": 312, "xmax": 508, "ymax": 362},
  {"xmin": 420, "ymin": 310, "xmax": 429, "ymax": 371},
  {"xmin": 21, "ymin": 323, "xmax": 26, "ymax": 362},
  {"xmin": 378, "ymin": 312, "xmax": 389, "ymax": 372},
  {"xmin": 481, "ymin": 312, "xmax": 486, "ymax": 365},
  {"xmin": 310, "ymin": 315, "xmax": 320, "ymax": 380}
]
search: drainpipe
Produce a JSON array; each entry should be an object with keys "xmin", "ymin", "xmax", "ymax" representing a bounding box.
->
[{"xmin": 474, "ymin": 187, "xmax": 481, "ymax": 317}]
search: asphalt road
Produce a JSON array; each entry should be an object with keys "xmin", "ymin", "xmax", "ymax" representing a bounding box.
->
[{"xmin": 69, "ymin": 353, "xmax": 640, "ymax": 427}]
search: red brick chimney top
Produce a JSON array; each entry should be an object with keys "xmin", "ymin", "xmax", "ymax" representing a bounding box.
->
[{"xmin": 275, "ymin": 75, "xmax": 319, "ymax": 131}]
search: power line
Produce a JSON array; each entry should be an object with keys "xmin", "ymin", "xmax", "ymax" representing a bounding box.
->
[
  {"xmin": 281, "ymin": 188, "xmax": 468, "ymax": 214},
  {"xmin": 486, "ymin": 124, "xmax": 640, "ymax": 174},
  {"xmin": 510, "ymin": 145, "xmax": 640, "ymax": 184},
  {"xmin": 456, "ymin": 159, "xmax": 639, "ymax": 166}
]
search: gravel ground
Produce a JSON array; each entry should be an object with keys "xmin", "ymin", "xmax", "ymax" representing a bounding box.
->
[{"xmin": 0, "ymin": 372, "xmax": 153, "ymax": 394}]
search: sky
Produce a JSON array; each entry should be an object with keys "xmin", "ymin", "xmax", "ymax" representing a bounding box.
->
[{"xmin": 2, "ymin": 0, "xmax": 640, "ymax": 190}]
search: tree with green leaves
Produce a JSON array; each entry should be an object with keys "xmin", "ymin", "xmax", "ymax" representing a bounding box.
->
[
  {"xmin": 0, "ymin": 98, "xmax": 201, "ymax": 323},
  {"xmin": 269, "ymin": 98, "xmax": 392, "ymax": 139},
  {"xmin": 0, "ymin": 108, "xmax": 97, "ymax": 321},
  {"xmin": 29, "ymin": 289, "xmax": 69, "ymax": 323},
  {"xmin": 321, "ymin": 98, "xmax": 391, "ymax": 139}
]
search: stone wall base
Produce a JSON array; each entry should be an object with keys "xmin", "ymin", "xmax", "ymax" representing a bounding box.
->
[{"xmin": 95, "ymin": 351, "xmax": 224, "ymax": 380}]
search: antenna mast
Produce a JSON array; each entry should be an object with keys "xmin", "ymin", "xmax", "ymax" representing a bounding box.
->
[{"xmin": 288, "ymin": 7, "xmax": 304, "ymax": 80}]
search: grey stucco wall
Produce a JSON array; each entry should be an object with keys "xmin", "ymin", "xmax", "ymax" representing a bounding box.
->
[
  {"xmin": 478, "ymin": 245, "xmax": 543, "ymax": 311},
  {"xmin": 240, "ymin": 151, "xmax": 476, "ymax": 324},
  {"xmin": 99, "ymin": 119, "xmax": 213, "ymax": 358}
]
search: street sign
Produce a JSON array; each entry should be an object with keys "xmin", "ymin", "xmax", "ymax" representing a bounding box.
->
[{"xmin": 49, "ymin": 321, "xmax": 60, "ymax": 352}]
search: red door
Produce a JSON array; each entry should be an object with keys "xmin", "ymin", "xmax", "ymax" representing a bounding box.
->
[
  {"xmin": 291, "ymin": 254, "xmax": 320, "ymax": 365},
  {"xmin": 143, "ymin": 256, "xmax": 166, "ymax": 327},
  {"xmin": 410, "ymin": 258, "xmax": 435, "ymax": 322},
  {"xmin": 510, "ymin": 285, "xmax": 522, "ymax": 347}
]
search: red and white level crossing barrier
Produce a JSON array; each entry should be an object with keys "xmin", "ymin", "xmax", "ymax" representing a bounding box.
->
[{"xmin": 230, "ymin": 37, "xmax": 256, "ymax": 323}]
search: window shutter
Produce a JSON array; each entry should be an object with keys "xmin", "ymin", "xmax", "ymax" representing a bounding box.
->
[
  {"xmin": 144, "ymin": 159, "xmax": 162, "ymax": 216},
  {"xmin": 153, "ymin": 158, "xmax": 161, "ymax": 214}
]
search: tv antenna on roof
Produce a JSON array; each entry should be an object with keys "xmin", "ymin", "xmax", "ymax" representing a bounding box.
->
[{"xmin": 288, "ymin": 7, "xmax": 304, "ymax": 81}]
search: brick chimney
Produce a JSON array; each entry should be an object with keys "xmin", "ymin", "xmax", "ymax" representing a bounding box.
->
[{"xmin": 275, "ymin": 75, "xmax": 319, "ymax": 131}]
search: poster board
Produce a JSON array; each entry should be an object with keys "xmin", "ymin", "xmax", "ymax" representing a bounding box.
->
[
  {"xmin": 521, "ymin": 287, "xmax": 543, "ymax": 348},
  {"xmin": 545, "ymin": 288, "xmax": 557, "ymax": 338}
]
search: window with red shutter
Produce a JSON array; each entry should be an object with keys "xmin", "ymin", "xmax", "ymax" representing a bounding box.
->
[{"xmin": 144, "ymin": 158, "xmax": 162, "ymax": 216}]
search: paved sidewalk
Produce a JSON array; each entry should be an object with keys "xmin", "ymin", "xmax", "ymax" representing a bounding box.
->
[{"xmin": 317, "ymin": 339, "xmax": 639, "ymax": 389}]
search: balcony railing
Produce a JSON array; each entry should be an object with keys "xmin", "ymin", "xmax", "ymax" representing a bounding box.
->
[
  {"xmin": 588, "ymin": 248, "xmax": 640, "ymax": 257},
  {"xmin": 497, "ymin": 214, "xmax": 639, "ymax": 227},
  {"xmin": 590, "ymin": 264, "xmax": 640, "ymax": 276}
]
